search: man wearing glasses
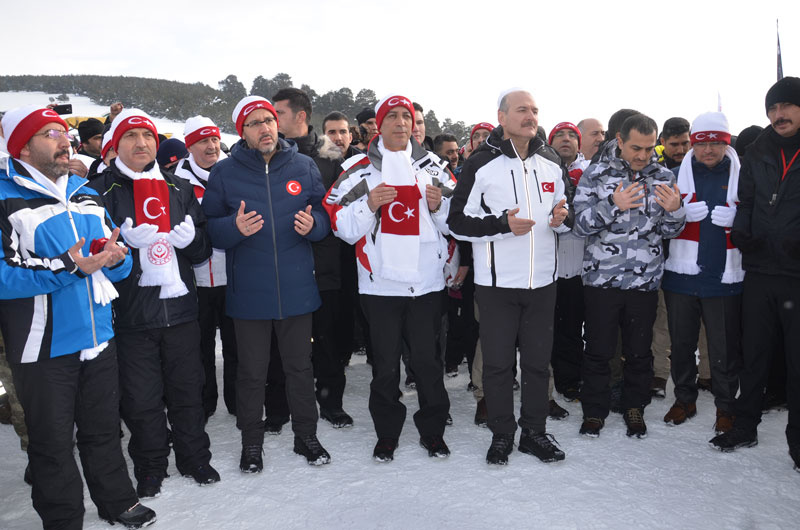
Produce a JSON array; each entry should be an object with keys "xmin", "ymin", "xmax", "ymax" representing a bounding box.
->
[
  {"xmin": 0, "ymin": 106, "xmax": 155, "ymax": 528},
  {"xmin": 202, "ymin": 96, "xmax": 332, "ymax": 471}
]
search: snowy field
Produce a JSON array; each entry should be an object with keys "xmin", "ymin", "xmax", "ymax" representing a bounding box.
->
[
  {"xmin": 1, "ymin": 350, "xmax": 798, "ymax": 530},
  {"xmin": 0, "ymin": 91, "xmax": 240, "ymax": 148},
  {"xmin": 1, "ymin": 90, "xmax": 799, "ymax": 529}
]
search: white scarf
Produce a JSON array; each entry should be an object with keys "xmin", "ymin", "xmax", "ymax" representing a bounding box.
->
[
  {"xmin": 665, "ymin": 146, "xmax": 744, "ymax": 284},
  {"xmin": 115, "ymin": 158, "xmax": 188, "ymax": 299},
  {"xmin": 17, "ymin": 160, "xmax": 112, "ymax": 361}
]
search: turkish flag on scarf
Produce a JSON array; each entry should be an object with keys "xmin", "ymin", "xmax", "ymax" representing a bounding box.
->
[
  {"xmin": 380, "ymin": 185, "xmax": 422, "ymax": 236},
  {"xmin": 133, "ymin": 178, "xmax": 171, "ymax": 232}
]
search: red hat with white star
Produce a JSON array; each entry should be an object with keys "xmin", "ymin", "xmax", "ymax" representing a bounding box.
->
[
  {"xmin": 374, "ymin": 95, "xmax": 415, "ymax": 131},
  {"xmin": 184, "ymin": 116, "xmax": 220, "ymax": 148},
  {"xmin": 1, "ymin": 105, "xmax": 69, "ymax": 159},
  {"xmin": 690, "ymin": 112, "xmax": 731, "ymax": 145},
  {"xmin": 232, "ymin": 96, "xmax": 278, "ymax": 137}
]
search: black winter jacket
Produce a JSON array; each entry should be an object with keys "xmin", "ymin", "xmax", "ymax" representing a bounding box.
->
[{"xmin": 89, "ymin": 160, "xmax": 212, "ymax": 331}]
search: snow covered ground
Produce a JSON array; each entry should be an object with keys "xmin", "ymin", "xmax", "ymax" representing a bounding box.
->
[
  {"xmin": 1, "ymin": 350, "xmax": 798, "ymax": 530},
  {"xmin": 0, "ymin": 91, "xmax": 240, "ymax": 148}
]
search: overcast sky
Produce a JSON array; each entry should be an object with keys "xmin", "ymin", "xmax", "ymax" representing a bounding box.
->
[{"xmin": 5, "ymin": 0, "xmax": 799, "ymax": 136}]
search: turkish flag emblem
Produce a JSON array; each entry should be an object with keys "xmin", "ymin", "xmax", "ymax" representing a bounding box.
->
[
  {"xmin": 542, "ymin": 181, "xmax": 555, "ymax": 193},
  {"xmin": 286, "ymin": 180, "xmax": 302, "ymax": 195},
  {"xmin": 380, "ymin": 185, "xmax": 422, "ymax": 236}
]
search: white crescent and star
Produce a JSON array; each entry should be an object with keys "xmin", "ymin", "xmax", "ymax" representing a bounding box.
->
[
  {"xmin": 387, "ymin": 201, "xmax": 415, "ymax": 223},
  {"xmin": 143, "ymin": 197, "xmax": 166, "ymax": 219}
]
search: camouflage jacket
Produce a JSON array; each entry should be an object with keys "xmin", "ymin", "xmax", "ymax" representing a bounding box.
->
[{"xmin": 573, "ymin": 140, "xmax": 686, "ymax": 291}]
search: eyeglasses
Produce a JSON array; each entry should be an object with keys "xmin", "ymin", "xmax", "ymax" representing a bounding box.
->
[
  {"xmin": 243, "ymin": 117, "xmax": 276, "ymax": 129},
  {"xmin": 36, "ymin": 129, "xmax": 71, "ymax": 140},
  {"xmin": 694, "ymin": 142, "xmax": 726, "ymax": 150}
]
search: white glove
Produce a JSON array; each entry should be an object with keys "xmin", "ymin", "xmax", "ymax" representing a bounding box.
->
[
  {"xmin": 710, "ymin": 204, "xmax": 737, "ymax": 228},
  {"xmin": 91, "ymin": 270, "xmax": 119, "ymax": 306},
  {"xmin": 120, "ymin": 218, "xmax": 159, "ymax": 249},
  {"xmin": 685, "ymin": 201, "xmax": 709, "ymax": 222},
  {"xmin": 166, "ymin": 215, "xmax": 196, "ymax": 249}
]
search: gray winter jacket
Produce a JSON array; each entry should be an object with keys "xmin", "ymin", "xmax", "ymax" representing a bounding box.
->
[{"xmin": 573, "ymin": 139, "xmax": 686, "ymax": 291}]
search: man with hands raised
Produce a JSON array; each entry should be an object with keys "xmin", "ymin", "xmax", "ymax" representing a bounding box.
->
[
  {"xmin": 202, "ymin": 96, "xmax": 331, "ymax": 471},
  {"xmin": 448, "ymin": 89, "xmax": 572, "ymax": 466},
  {"xmin": 573, "ymin": 113, "xmax": 685, "ymax": 440},
  {"xmin": 90, "ymin": 109, "xmax": 219, "ymax": 499}
]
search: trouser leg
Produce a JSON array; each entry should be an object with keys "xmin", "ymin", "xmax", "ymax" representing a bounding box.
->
[
  {"xmin": 651, "ymin": 290, "xmax": 671, "ymax": 380},
  {"xmin": 620, "ymin": 289, "xmax": 658, "ymax": 411},
  {"xmin": 551, "ymin": 276, "xmax": 584, "ymax": 393},
  {"xmin": 197, "ymin": 286, "xmax": 219, "ymax": 417},
  {"xmin": 274, "ymin": 313, "xmax": 318, "ymax": 436},
  {"xmin": 234, "ymin": 319, "xmax": 272, "ymax": 447},
  {"xmin": 312, "ymin": 290, "xmax": 346, "ymax": 412},
  {"xmin": 518, "ymin": 283, "xmax": 557, "ymax": 433},
  {"xmin": 664, "ymin": 290, "xmax": 702, "ymax": 404},
  {"xmin": 699, "ymin": 295, "xmax": 742, "ymax": 412}
]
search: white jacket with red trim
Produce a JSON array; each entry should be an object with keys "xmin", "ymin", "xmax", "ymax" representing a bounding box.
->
[{"xmin": 325, "ymin": 138, "xmax": 453, "ymax": 297}]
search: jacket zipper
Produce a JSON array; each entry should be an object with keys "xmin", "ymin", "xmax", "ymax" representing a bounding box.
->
[
  {"xmin": 265, "ymin": 165, "xmax": 283, "ymax": 318},
  {"xmin": 522, "ymin": 160, "xmax": 535, "ymax": 288}
]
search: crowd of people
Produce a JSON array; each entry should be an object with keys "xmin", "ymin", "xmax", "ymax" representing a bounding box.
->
[{"xmin": 0, "ymin": 75, "xmax": 799, "ymax": 529}]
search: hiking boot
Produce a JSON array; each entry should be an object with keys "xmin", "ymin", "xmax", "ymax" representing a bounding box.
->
[
  {"xmin": 474, "ymin": 398, "xmax": 488, "ymax": 427},
  {"xmin": 623, "ymin": 408, "xmax": 647, "ymax": 438},
  {"xmin": 420, "ymin": 435, "xmax": 450, "ymax": 458},
  {"xmin": 579, "ymin": 417, "xmax": 604, "ymax": 438},
  {"xmin": 697, "ymin": 377, "xmax": 712, "ymax": 392},
  {"xmin": 650, "ymin": 377, "xmax": 667, "ymax": 399},
  {"xmin": 709, "ymin": 427, "xmax": 757, "ymax": 452},
  {"xmin": 486, "ymin": 433, "xmax": 515, "ymax": 465},
  {"xmin": 548, "ymin": 400, "xmax": 569, "ymax": 420},
  {"xmin": 790, "ymin": 445, "xmax": 800, "ymax": 473},
  {"xmin": 445, "ymin": 365, "xmax": 459, "ymax": 378},
  {"xmin": 560, "ymin": 387, "xmax": 581, "ymax": 402},
  {"xmin": 714, "ymin": 408, "xmax": 735, "ymax": 435},
  {"xmin": 293, "ymin": 434, "xmax": 331, "ymax": 466},
  {"xmin": 239, "ymin": 445, "xmax": 263, "ymax": 473},
  {"xmin": 136, "ymin": 474, "xmax": 165, "ymax": 498},
  {"xmin": 103, "ymin": 502, "xmax": 156, "ymax": 528},
  {"xmin": 182, "ymin": 464, "xmax": 220, "ymax": 486},
  {"xmin": 518, "ymin": 429, "xmax": 565, "ymax": 463},
  {"xmin": 663, "ymin": 401, "xmax": 697, "ymax": 426},
  {"xmin": 373, "ymin": 438, "xmax": 399, "ymax": 462},
  {"xmin": 320, "ymin": 408, "xmax": 354, "ymax": 429}
]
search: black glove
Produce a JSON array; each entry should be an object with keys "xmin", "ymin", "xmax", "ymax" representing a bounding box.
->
[{"xmin": 730, "ymin": 230, "xmax": 764, "ymax": 254}]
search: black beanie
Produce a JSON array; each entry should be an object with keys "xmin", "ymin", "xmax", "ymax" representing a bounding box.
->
[
  {"xmin": 156, "ymin": 138, "xmax": 188, "ymax": 167},
  {"xmin": 77, "ymin": 118, "xmax": 104, "ymax": 143},
  {"xmin": 356, "ymin": 107, "xmax": 375, "ymax": 125},
  {"xmin": 734, "ymin": 125, "xmax": 764, "ymax": 158},
  {"xmin": 765, "ymin": 76, "xmax": 800, "ymax": 113}
]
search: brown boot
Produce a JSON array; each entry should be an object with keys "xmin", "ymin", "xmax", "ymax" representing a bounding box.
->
[
  {"xmin": 714, "ymin": 408, "xmax": 735, "ymax": 434},
  {"xmin": 474, "ymin": 398, "xmax": 488, "ymax": 427},
  {"xmin": 663, "ymin": 400, "xmax": 697, "ymax": 425}
]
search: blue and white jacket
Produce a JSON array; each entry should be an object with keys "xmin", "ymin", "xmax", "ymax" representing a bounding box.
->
[{"xmin": 0, "ymin": 158, "xmax": 132, "ymax": 363}]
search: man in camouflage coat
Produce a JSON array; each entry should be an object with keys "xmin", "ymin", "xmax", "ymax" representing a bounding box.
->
[{"xmin": 573, "ymin": 114, "xmax": 685, "ymax": 438}]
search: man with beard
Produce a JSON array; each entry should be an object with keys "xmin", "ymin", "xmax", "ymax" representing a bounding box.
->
[
  {"xmin": 173, "ymin": 116, "xmax": 238, "ymax": 420},
  {"xmin": 711, "ymin": 77, "xmax": 800, "ymax": 473},
  {"xmin": 202, "ymin": 96, "xmax": 331, "ymax": 471},
  {"xmin": 0, "ymin": 106, "xmax": 155, "ymax": 528}
]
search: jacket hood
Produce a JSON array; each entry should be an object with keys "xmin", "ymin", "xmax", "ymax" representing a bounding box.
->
[{"xmin": 229, "ymin": 136, "xmax": 298, "ymax": 172}]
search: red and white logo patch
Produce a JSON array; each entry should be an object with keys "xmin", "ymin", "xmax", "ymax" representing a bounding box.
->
[
  {"xmin": 542, "ymin": 182, "xmax": 555, "ymax": 193},
  {"xmin": 286, "ymin": 180, "xmax": 302, "ymax": 195},
  {"xmin": 147, "ymin": 237, "xmax": 172, "ymax": 266}
]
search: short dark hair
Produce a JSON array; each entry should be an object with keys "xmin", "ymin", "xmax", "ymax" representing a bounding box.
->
[
  {"xmin": 619, "ymin": 114, "xmax": 658, "ymax": 142},
  {"xmin": 412, "ymin": 102, "xmax": 424, "ymax": 113},
  {"xmin": 660, "ymin": 117, "xmax": 690, "ymax": 141},
  {"xmin": 433, "ymin": 133, "xmax": 458, "ymax": 152},
  {"xmin": 606, "ymin": 109, "xmax": 640, "ymax": 141},
  {"xmin": 322, "ymin": 111, "xmax": 349, "ymax": 132},
  {"xmin": 272, "ymin": 87, "xmax": 312, "ymax": 124}
]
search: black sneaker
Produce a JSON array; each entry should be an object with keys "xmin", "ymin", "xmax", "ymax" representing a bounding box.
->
[
  {"xmin": 240, "ymin": 445, "xmax": 263, "ymax": 473},
  {"xmin": 136, "ymin": 474, "xmax": 165, "ymax": 498},
  {"xmin": 548, "ymin": 399, "xmax": 569, "ymax": 420},
  {"xmin": 182, "ymin": 464, "xmax": 220, "ymax": 485},
  {"xmin": 579, "ymin": 417, "xmax": 604, "ymax": 438},
  {"xmin": 650, "ymin": 377, "xmax": 667, "ymax": 399},
  {"xmin": 518, "ymin": 429, "xmax": 565, "ymax": 463},
  {"xmin": 293, "ymin": 434, "xmax": 331, "ymax": 465},
  {"xmin": 623, "ymin": 408, "xmax": 647, "ymax": 439},
  {"xmin": 790, "ymin": 445, "xmax": 800, "ymax": 472},
  {"xmin": 264, "ymin": 417, "xmax": 288, "ymax": 435},
  {"xmin": 709, "ymin": 427, "xmax": 758, "ymax": 452},
  {"xmin": 104, "ymin": 502, "xmax": 156, "ymax": 528},
  {"xmin": 445, "ymin": 365, "xmax": 458, "ymax": 378},
  {"xmin": 320, "ymin": 408, "xmax": 354, "ymax": 429},
  {"xmin": 373, "ymin": 438, "xmax": 399, "ymax": 462},
  {"xmin": 486, "ymin": 433, "xmax": 515, "ymax": 465},
  {"xmin": 420, "ymin": 435, "xmax": 450, "ymax": 458},
  {"xmin": 405, "ymin": 375, "xmax": 416, "ymax": 389},
  {"xmin": 474, "ymin": 398, "xmax": 488, "ymax": 427},
  {"xmin": 560, "ymin": 387, "xmax": 581, "ymax": 402}
]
